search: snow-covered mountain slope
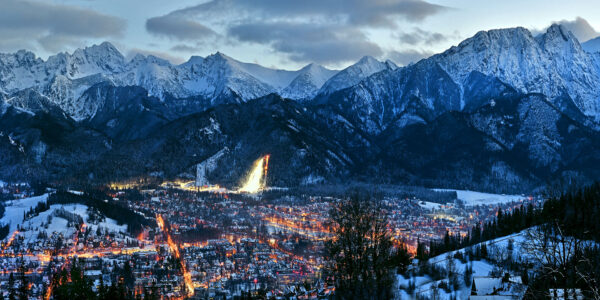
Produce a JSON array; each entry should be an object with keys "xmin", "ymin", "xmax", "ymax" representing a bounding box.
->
[
  {"xmin": 0, "ymin": 194, "xmax": 49, "ymax": 236},
  {"xmin": 172, "ymin": 52, "xmax": 276, "ymax": 101},
  {"xmin": 112, "ymin": 53, "xmax": 181, "ymax": 100},
  {"xmin": 317, "ymin": 24, "xmax": 600, "ymax": 136},
  {"xmin": 4, "ymin": 89, "xmax": 64, "ymax": 116},
  {"xmin": 205, "ymin": 52, "xmax": 298, "ymax": 90},
  {"xmin": 317, "ymin": 56, "xmax": 396, "ymax": 96},
  {"xmin": 432, "ymin": 24, "xmax": 600, "ymax": 120},
  {"xmin": 582, "ymin": 36, "xmax": 600, "ymax": 53},
  {"xmin": 0, "ymin": 44, "xmax": 339, "ymax": 119},
  {"xmin": 281, "ymin": 63, "xmax": 338, "ymax": 101},
  {"xmin": 0, "ymin": 42, "xmax": 124, "ymax": 95},
  {"xmin": 123, "ymin": 52, "xmax": 337, "ymax": 102},
  {"xmin": 317, "ymin": 58, "xmax": 464, "ymax": 134},
  {"xmin": 0, "ymin": 42, "xmax": 126, "ymax": 120},
  {"xmin": 80, "ymin": 83, "xmax": 172, "ymax": 141},
  {"xmin": 2, "ymin": 24, "xmax": 599, "ymax": 124},
  {"xmin": 2, "ymin": 25, "xmax": 600, "ymax": 189}
]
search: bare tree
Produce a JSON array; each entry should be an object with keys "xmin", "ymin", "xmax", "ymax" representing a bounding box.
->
[
  {"xmin": 573, "ymin": 249, "xmax": 600, "ymax": 300},
  {"xmin": 326, "ymin": 193, "xmax": 403, "ymax": 299},
  {"xmin": 522, "ymin": 222, "xmax": 598, "ymax": 299}
]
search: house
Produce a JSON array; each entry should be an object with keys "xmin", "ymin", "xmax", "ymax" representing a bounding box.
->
[{"xmin": 548, "ymin": 289, "xmax": 584, "ymax": 300}]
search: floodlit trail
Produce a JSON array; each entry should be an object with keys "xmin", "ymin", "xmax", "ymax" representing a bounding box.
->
[
  {"xmin": 156, "ymin": 214, "xmax": 195, "ymax": 296},
  {"xmin": 238, "ymin": 155, "xmax": 270, "ymax": 193}
]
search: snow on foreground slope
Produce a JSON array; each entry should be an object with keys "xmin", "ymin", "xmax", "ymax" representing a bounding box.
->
[
  {"xmin": 397, "ymin": 228, "xmax": 595, "ymax": 299},
  {"xmin": 397, "ymin": 231, "xmax": 528, "ymax": 299},
  {"xmin": 0, "ymin": 194, "xmax": 127, "ymax": 243}
]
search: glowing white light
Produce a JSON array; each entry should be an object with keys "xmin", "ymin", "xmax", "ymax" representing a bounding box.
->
[{"xmin": 238, "ymin": 155, "xmax": 269, "ymax": 193}]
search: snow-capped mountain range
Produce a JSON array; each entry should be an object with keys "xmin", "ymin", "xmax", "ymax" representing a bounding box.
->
[
  {"xmin": 2, "ymin": 24, "xmax": 600, "ymax": 125},
  {"xmin": 0, "ymin": 43, "xmax": 343, "ymax": 120},
  {"xmin": 320, "ymin": 24, "xmax": 600, "ymax": 135},
  {"xmin": 1, "ymin": 24, "xmax": 600, "ymax": 191},
  {"xmin": 434, "ymin": 25, "xmax": 600, "ymax": 120},
  {"xmin": 317, "ymin": 56, "xmax": 397, "ymax": 96}
]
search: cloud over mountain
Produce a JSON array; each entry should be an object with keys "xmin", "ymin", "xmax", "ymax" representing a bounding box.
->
[
  {"xmin": 387, "ymin": 49, "xmax": 433, "ymax": 66},
  {"xmin": 533, "ymin": 17, "xmax": 599, "ymax": 42},
  {"xmin": 146, "ymin": 15, "xmax": 217, "ymax": 41},
  {"xmin": 0, "ymin": 0, "xmax": 126, "ymax": 52},
  {"xmin": 145, "ymin": 0, "xmax": 446, "ymax": 65}
]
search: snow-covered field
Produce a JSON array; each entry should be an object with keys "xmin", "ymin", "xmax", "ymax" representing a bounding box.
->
[
  {"xmin": 1, "ymin": 194, "xmax": 49, "ymax": 237},
  {"xmin": 16, "ymin": 203, "xmax": 127, "ymax": 244},
  {"xmin": 1, "ymin": 194, "xmax": 127, "ymax": 243},
  {"xmin": 434, "ymin": 189, "xmax": 527, "ymax": 207}
]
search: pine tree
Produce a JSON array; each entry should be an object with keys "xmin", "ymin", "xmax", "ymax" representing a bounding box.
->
[
  {"xmin": 41, "ymin": 282, "xmax": 48, "ymax": 300},
  {"xmin": 443, "ymin": 230, "xmax": 451, "ymax": 252},
  {"xmin": 480, "ymin": 243, "xmax": 488, "ymax": 258},
  {"xmin": 416, "ymin": 237, "xmax": 427, "ymax": 260},
  {"xmin": 392, "ymin": 244, "xmax": 411, "ymax": 274},
  {"xmin": 471, "ymin": 278, "xmax": 477, "ymax": 295},
  {"xmin": 98, "ymin": 275, "xmax": 107, "ymax": 300},
  {"xmin": 464, "ymin": 264, "xmax": 473, "ymax": 286},
  {"xmin": 18, "ymin": 260, "xmax": 28, "ymax": 300},
  {"xmin": 8, "ymin": 273, "xmax": 17, "ymax": 300},
  {"xmin": 520, "ymin": 269, "xmax": 529, "ymax": 285},
  {"xmin": 122, "ymin": 261, "xmax": 135, "ymax": 289}
]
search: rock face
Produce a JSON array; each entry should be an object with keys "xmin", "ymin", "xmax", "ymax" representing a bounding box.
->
[{"xmin": 1, "ymin": 24, "xmax": 600, "ymax": 192}]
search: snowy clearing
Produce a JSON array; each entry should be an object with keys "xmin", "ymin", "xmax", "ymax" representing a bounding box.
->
[
  {"xmin": 1, "ymin": 194, "xmax": 127, "ymax": 242},
  {"xmin": 433, "ymin": 189, "xmax": 528, "ymax": 207},
  {"xmin": 0, "ymin": 194, "xmax": 49, "ymax": 238},
  {"xmin": 16, "ymin": 203, "xmax": 128, "ymax": 245}
]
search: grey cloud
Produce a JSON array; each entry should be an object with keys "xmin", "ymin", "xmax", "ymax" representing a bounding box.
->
[
  {"xmin": 398, "ymin": 28, "xmax": 447, "ymax": 46},
  {"xmin": 228, "ymin": 22, "xmax": 382, "ymax": 64},
  {"xmin": 0, "ymin": 0, "xmax": 125, "ymax": 52},
  {"xmin": 146, "ymin": 0, "xmax": 446, "ymax": 64},
  {"xmin": 227, "ymin": 0, "xmax": 445, "ymax": 27},
  {"xmin": 146, "ymin": 15, "xmax": 217, "ymax": 41},
  {"xmin": 171, "ymin": 44, "xmax": 202, "ymax": 52},
  {"xmin": 534, "ymin": 17, "xmax": 599, "ymax": 42},
  {"xmin": 387, "ymin": 49, "xmax": 433, "ymax": 66},
  {"xmin": 158, "ymin": 0, "xmax": 446, "ymax": 28},
  {"xmin": 347, "ymin": 0, "xmax": 447, "ymax": 25},
  {"xmin": 555, "ymin": 17, "xmax": 599, "ymax": 42},
  {"xmin": 38, "ymin": 35, "xmax": 82, "ymax": 53}
]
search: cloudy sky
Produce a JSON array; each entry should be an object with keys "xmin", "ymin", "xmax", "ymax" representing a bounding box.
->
[{"xmin": 1, "ymin": 0, "xmax": 599, "ymax": 69}]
